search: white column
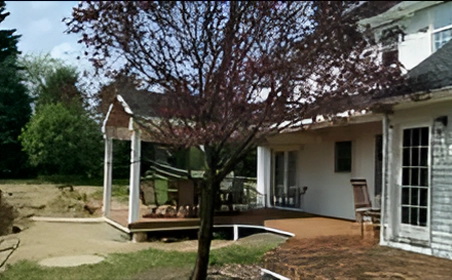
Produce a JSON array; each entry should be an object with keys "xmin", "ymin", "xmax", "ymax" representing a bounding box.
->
[
  {"xmin": 380, "ymin": 114, "xmax": 392, "ymax": 243},
  {"xmin": 128, "ymin": 129, "xmax": 141, "ymax": 224},
  {"xmin": 103, "ymin": 137, "xmax": 113, "ymax": 216},
  {"xmin": 257, "ymin": 146, "xmax": 271, "ymax": 207}
]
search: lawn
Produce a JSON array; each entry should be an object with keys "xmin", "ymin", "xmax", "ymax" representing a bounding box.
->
[{"xmin": 1, "ymin": 235, "xmax": 282, "ymax": 280}]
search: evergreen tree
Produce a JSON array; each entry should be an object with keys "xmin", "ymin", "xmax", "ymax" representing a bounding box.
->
[{"xmin": 0, "ymin": 1, "xmax": 32, "ymax": 178}]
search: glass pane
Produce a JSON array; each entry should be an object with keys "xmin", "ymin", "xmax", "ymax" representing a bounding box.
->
[
  {"xmin": 420, "ymin": 127, "xmax": 429, "ymax": 146},
  {"xmin": 420, "ymin": 188, "xmax": 428, "ymax": 206},
  {"xmin": 419, "ymin": 208, "xmax": 427, "ymax": 227},
  {"xmin": 420, "ymin": 168, "xmax": 428, "ymax": 186},
  {"xmin": 411, "ymin": 187, "xmax": 419, "ymax": 206},
  {"xmin": 403, "ymin": 148, "xmax": 410, "ymax": 166},
  {"xmin": 402, "ymin": 207, "xmax": 410, "ymax": 224},
  {"xmin": 288, "ymin": 151, "xmax": 297, "ymax": 187},
  {"xmin": 402, "ymin": 168, "xmax": 410, "ymax": 186},
  {"xmin": 420, "ymin": 148, "xmax": 428, "ymax": 166},
  {"xmin": 410, "ymin": 207, "xmax": 419, "ymax": 225},
  {"xmin": 275, "ymin": 152, "xmax": 284, "ymax": 186},
  {"xmin": 335, "ymin": 142, "xmax": 351, "ymax": 172},
  {"xmin": 412, "ymin": 147, "xmax": 419, "ymax": 166},
  {"xmin": 412, "ymin": 128, "xmax": 420, "ymax": 146},
  {"xmin": 338, "ymin": 159, "xmax": 351, "ymax": 172},
  {"xmin": 402, "ymin": 187, "xmax": 410, "ymax": 205},
  {"xmin": 403, "ymin": 129, "xmax": 411, "ymax": 147},
  {"xmin": 411, "ymin": 168, "xmax": 419, "ymax": 186},
  {"xmin": 435, "ymin": 41, "xmax": 441, "ymax": 51}
]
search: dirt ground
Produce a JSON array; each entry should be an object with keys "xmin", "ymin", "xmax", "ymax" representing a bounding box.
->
[
  {"xmin": 265, "ymin": 234, "xmax": 452, "ymax": 279},
  {"xmin": 3, "ymin": 183, "xmax": 452, "ymax": 279},
  {"xmin": 0, "ymin": 184, "xmax": 104, "ymax": 218}
]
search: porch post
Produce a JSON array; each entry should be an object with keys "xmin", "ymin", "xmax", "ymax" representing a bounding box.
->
[
  {"xmin": 257, "ymin": 146, "xmax": 271, "ymax": 207},
  {"xmin": 128, "ymin": 128, "xmax": 141, "ymax": 224},
  {"xmin": 103, "ymin": 136, "xmax": 113, "ymax": 216},
  {"xmin": 380, "ymin": 114, "xmax": 391, "ymax": 243}
]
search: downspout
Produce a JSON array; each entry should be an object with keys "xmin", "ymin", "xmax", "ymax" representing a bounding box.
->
[{"xmin": 380, "ymin": 113, "xmax": 389, "ymax": 244}]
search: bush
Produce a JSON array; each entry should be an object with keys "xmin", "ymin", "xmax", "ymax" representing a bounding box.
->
[{"xmin": 19, "ymin": 103, "xmax": 103, "ymax": 177}]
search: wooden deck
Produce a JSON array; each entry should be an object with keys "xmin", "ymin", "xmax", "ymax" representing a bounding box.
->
[{"xmin": 108, "ymin": 208, "xmax": 315, "ymax": 232}]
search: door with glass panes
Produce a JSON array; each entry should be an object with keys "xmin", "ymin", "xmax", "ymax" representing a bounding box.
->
[
  {"xmin": 400, "ymin": 126, "xmax": 430, "ymax": 240},
  {"xmin": 272, "ymin": 151, "xmax": 297, "ymax": 208}
]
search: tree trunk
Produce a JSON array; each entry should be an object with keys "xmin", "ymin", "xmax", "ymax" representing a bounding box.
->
[{"xmin": 191, "ymin": 174, "xmax": 219, "ymax": 280}]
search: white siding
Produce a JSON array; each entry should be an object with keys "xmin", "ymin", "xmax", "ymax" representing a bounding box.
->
[
  {"xmin": 383, "ymin": 98, "xmax": 452, "ymax": 260},
  {"xmin": 299, "ymin": 141, "xmax": 356, "ymax": 220},
  {"xmin": 269, "ymin": 122, "xmax": 382, "ymax": 220}
]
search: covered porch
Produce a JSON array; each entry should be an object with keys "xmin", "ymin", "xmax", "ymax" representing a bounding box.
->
[
  {"xmin": 257, "ymin": 114, "xmax": 384, "ymax": 221},
  {"xmin": 102, "ymin": 92, "xmax": 272, "ymax": 239}
]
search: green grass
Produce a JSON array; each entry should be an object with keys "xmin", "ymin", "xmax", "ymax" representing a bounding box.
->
[
  {"xmin": 0, "ymin": 237, "xmax": 281, "ymax": 280},
  {"xmin": 91, "ymin": 184, "xmax": 129, "ymax": 202}
]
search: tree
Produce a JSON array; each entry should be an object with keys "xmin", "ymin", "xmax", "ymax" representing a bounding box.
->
[
  {"xmin": 66, "ymin": 2, "xmax": 401, "ymax": 278},
  {"xmin": 21, "ymin": 54, "xmax": 88, "ymax": 110},
  {"xmin": 19, "ymin": 55, "xmax": 103, "ymax": 178},
  {"xmin": 19, "ymin": 102, "xmax": 102, "ymax": 177},
  {"xmin": 0, "ymin": 1, "xmax": 32, "ymax": 178}
]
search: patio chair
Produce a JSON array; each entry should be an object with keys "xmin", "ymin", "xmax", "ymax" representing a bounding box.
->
[{"xmin": 350, "ymin": 178, "xmax": 381, "ymax": 237}]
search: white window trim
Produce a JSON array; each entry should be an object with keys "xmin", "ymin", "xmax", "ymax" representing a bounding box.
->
[
  {"xmin": 397, "ymin": 122, "xmax": 432, "ymax": 242},
  {"xmin": 432, "ymin": 23, "xmax": 452, "ymax": 52}
]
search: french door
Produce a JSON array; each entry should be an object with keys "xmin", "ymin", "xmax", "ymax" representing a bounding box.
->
[
  {"xmin": 400, "ymin": 126, "xmax": 430, "ymax": 240},
  {"xmin": 272, "ymin": 151, "xmax": 297, "ymax": 208}
]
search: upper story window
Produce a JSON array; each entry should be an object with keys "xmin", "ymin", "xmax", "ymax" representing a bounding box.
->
[
  {"xmin": 379, "ymin": 26, "xmax": 403, "ymax": 67},
  {"xmin": 432, "ymin": 2, "xmax": 452, "ymax": 52}
]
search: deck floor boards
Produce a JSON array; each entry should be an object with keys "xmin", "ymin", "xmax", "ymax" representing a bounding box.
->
[{"xmin": 107, "ymin": 208, "xmax": 315, "ymax": 231}]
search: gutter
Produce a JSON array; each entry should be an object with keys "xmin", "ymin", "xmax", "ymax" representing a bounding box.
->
[{"xmin": 379, "ymin": 86, "xmax": 452, "ymax": 110}]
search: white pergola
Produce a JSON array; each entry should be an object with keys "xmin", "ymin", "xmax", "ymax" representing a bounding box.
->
[{"xmin": 102, "ymin": 93, "xmax": 157, "ymax": 225}]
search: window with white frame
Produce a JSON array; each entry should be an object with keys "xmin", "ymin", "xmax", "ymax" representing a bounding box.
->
[{"xmin": 432, "ymin": 2, "xmax": 452, "ymax": 52}]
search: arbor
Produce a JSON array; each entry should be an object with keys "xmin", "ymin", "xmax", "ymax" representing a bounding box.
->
[
  {"xmin": 66, "ymin": 2, "xmax": 401, "ymax": 278},
  {"xmin": 0, "ymin": 1, "xmax": 31, "ymax": 178}
]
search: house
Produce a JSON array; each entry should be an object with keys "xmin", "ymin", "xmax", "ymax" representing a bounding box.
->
[{"xmin": 256, "ymin": 1, "xmax": 452, "ymax": 260}]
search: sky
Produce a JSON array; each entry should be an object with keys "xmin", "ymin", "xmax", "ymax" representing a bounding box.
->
[{"xmin": 2, "ymin": 1, "xmax": 91, "ymax": 72}]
